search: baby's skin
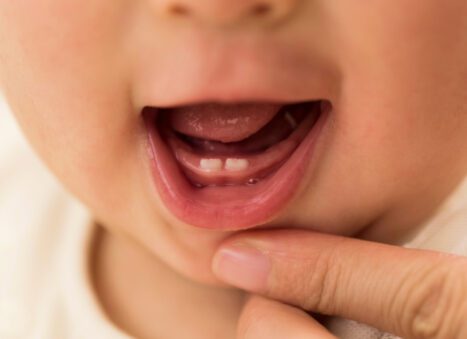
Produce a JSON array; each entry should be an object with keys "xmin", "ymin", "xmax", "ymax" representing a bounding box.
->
[{"xmin": 1, "ymin": 1, "xmax": 467, "ymax": 338}]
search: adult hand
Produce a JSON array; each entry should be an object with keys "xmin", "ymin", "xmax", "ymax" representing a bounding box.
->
[{"xmin": 212, "ymin": 229, "xmax": 467, "ymax": 339}]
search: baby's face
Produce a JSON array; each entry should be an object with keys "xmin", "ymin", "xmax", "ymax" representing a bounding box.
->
[{"xmin": 1, "ymin": 1, "xmax": 467, "ymax": 284}]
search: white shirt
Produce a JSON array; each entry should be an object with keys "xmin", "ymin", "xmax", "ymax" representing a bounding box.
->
[{"xmin": 0, "ymin": 96, "xmax": 466, "ymax": 339}]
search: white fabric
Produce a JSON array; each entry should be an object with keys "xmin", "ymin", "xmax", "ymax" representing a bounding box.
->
[{"xmin": 0, "ymin": 95, "xmax": 466, "ymax": 338}]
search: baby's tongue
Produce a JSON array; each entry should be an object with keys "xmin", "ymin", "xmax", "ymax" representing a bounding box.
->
[{"xmin": 169, "ymin": 103, "xmax": 281, "ymax": 143}]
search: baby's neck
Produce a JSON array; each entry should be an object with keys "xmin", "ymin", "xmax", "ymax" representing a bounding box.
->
[{"xmin": 90, "ymin": 227, "xmax": 246, "ymax": 339}]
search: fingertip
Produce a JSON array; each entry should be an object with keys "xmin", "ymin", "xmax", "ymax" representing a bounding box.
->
[{"xmin": 212, "ymin": 242, "xmax": 271, "ymax": 292}]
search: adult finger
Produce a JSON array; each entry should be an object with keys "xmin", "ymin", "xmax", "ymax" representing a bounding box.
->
[
  {"xmin": 212, "ymin": 229, "xmax": 467, "ymax": 339},
  {"xmin": 237, "ymin": 295, "xmax": 336, "ymax": 339}
]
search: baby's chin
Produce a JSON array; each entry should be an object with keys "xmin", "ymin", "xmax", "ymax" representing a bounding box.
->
[
  {"xmin": 151, "ymin": 215, "xmax": 325, "ymax": 287},
  {"xmin": 149, "ymin": 235, "xmax": 234, "ymax": 287}
]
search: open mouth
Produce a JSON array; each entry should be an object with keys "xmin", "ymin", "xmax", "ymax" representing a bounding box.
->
[{"xmin": 143, "ymin": 100, "xmax": 330, "ymax": 230}]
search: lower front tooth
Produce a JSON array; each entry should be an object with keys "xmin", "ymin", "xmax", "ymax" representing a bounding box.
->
[
  {"xmin": 225, "ymin": 158, "xmax": 249, "ymax": 172},
  {"xmin": 247, "ymin": 178, "xmax": 259, "ymax": 185},
  {"xmin": 200, "ymin": 158, "xmax": 223, "ymax": 172}
]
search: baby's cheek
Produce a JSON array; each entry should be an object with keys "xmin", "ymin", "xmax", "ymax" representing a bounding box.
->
[
  {"xmin": 0, "ymin": 1, "xmax": 126, "ymax": 80},
  {"xmin": 0, "ymin": 2, "xmax": 139, "ymax": 222},
  {"xmin": 0, "ymin": 1, "xmax": 129, "ymax": 153}
]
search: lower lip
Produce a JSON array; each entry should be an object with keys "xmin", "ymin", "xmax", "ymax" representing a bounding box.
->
[{"xmin": 143, "ymin": 103, "xmax": 330, "ymax": 230}]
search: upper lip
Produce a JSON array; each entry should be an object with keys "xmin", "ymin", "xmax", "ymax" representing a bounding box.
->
[
  {"xmin": 131, "ymin": 38, "xmax": 339, "ymax": 110},
  {"xmin": 137, "ymin": 78, "xmax": 337, "ymax": 111}
]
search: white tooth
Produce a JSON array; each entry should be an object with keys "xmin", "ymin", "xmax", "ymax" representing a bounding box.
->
[
  {"xmin": 285, "ymin": 112, "xmax": 297, "ymax": 128},
  {"xmin": 225, "ymin": 158, "xmax": 249, "ymax": 172},
  {"xmin": 247, "ymin": 178, "xmax": 259, "ymax": 185},
  {"xmin": 200, "ymin": 158, "xmax": 223, "ymax": 172}
]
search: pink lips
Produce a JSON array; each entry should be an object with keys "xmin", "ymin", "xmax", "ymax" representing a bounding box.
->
[{"xmin": 143, "ymin": 101, "xmax": 330, "ymax": 230}]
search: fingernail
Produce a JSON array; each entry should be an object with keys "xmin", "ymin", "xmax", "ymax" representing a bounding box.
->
[{"xmin": 212, "ymin": 242, "xmax": 271, "ymax": 292}]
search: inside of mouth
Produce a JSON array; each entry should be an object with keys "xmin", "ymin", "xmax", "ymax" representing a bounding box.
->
[
  {"xmin": 157, "ymin": 101, "xmax": 322, "ymax": 187},
  {"xmin": 174, "ymin": 102, "xmax": 309, "ymax": 156}
]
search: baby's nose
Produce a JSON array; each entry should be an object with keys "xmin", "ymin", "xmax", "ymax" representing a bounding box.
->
[{"xmin": 154, "ymin": 0, "xmax": 300, "ymax": 28}]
